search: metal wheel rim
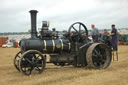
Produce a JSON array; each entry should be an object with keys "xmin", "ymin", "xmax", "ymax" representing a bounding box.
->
[
  {"xmin": 19, "ymin": 50, "xmax": 46, "ymax": 75},
  {"xmin": 86, "ymin": 43, "xmax": 112, "ymax": 69},
  {"xmin": 68, "ymin": 22, "xmax": 88, "ymax": 42},
  {"xmin": 14, "ymin": 50, "xmax": 22, "ymax": 72}
]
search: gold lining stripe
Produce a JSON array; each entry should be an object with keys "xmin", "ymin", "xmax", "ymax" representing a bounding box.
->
[
  {"xmin": 44, "ymin": 40, "xmax": 47, "ymax": 50},
  {"xmin": 60, "ymin": 39, "xmax": 63, "ymax": 50},
  {"xmin": 52, "ymin": 40, "xmax": 55, "ymax": 52},
  {"xmin": 68, "ymin": 42, "xmax": 71, "ymax": 50}
]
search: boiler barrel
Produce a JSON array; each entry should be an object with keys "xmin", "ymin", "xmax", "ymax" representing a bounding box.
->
[{"xmin": 20, "ymin": 39, "xmax": 71, "ymax": 53}]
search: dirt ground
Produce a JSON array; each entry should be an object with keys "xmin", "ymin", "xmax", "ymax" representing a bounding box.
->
[{"xmin": 0, "ymin": 46, "xmax": 128, "ymax": 85}]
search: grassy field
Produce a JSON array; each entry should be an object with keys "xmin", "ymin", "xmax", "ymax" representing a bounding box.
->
[{"xmin": 0, "ymin": 46, "xmax": 128, "ymax": 85}]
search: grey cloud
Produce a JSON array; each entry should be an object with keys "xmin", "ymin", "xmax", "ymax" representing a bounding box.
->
[{"xmin": 0, "ymin": 0, "xmax": 128, "ymax": 32}]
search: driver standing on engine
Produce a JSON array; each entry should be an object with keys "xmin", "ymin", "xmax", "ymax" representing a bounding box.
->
[
  {"xmin": 91, "ymin": 24, "xmax": 99, "ymax": 43},
  {"xmin": 52, "ymin": 28, "xmax": 58, "ymax": 39}
]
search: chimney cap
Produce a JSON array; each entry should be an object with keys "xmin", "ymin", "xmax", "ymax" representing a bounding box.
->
[{"xmin": 29, "ymin": 10, "xmax": 38, "ymax": 13}]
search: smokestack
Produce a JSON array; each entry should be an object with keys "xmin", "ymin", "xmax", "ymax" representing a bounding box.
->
[{"xmin": 29, "ymin": 10, "xmax": 38, "ymax": 39}]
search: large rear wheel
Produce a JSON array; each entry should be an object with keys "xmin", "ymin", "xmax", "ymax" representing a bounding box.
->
[{"xmin": 86, "ymin": 43, "xmax": 112, "ymax": 69}]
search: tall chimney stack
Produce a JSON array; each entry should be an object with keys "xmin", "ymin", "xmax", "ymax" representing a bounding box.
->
[{"xmin": 29, "ymin": 10, "xmax": 38, "ymax": 39}]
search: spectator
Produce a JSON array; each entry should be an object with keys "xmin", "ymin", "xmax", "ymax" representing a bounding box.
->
[
  {"xmin": 110, "ymin": 24, "xmax": 118, "ymax": 61},
  {"xmin": 102, "ymin": 29, "xmax": 109, "ymax": 40},
  {"xmin": 103, "ymin": 29, "xmax": 109, "ymax": 36},
  {"xmin": 110, "ymin": 24, "xmax": 118, "ymax": 51},
  {"xmin": 91, "ymin": 24, "xmax": 99, "ymax": 43},
  {"xmin": 102, "ymin": 29, "xmax": 112, "ymax": 48}
]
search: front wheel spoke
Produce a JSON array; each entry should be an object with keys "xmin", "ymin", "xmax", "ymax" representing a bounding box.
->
[
  {"xmin": 36, "ymin": 56, "xmax": 40, "ymax": 59},
  {"xmin": 36, "ymin": 64, "xmax": 43, "ymax": 67},
  {"xmin": 23, "ymin": 67, "xmax": 33, "ymax": 73},
  {"xmin": 35, "ymin": 59, "xmax": 42, "ymax": 64},
  {"xmin": 35, "ymin": 67, "xmax": 41, "ymax": 71},
  {"xmin": 25, "ymin": 58, "xmax": 32, "ymax": 64},
  {"xmin": 22, "ymin": 67, "xmax": 28, "ymax": 72},
  {"xmin": 36, "ymin": 54, "xmax": 41, "ymax": 58},
  {"xmin": 35, "ymin": 55, "xmax": 41, "ymax": 60}
]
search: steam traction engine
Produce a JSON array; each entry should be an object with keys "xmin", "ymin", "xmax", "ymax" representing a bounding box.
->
[{"xmin": 14, "ymin": 10, "xmax": 112, "ymax": 75}]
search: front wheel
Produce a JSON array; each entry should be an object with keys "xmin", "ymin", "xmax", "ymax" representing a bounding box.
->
[{"xmin": 19, "ymin": 50, "xmax": 46, "ymax": 75}]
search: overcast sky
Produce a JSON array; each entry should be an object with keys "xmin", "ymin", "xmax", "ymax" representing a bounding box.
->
[{"xmin": 0, "ymin": 0, "xmax": 128, "ymax": 32}]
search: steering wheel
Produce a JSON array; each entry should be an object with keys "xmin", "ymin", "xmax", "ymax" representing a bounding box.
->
[{"xmin": 68, "ymin": 22, "xmax": 88, "ymax": 43}]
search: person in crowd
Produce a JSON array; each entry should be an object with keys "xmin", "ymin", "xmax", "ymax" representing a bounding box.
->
[
  {"xmin": 102, "ymin": 29, "xmax": 110, "ymax": 40},
  {"xmin": 103, "ymin": 29, "xmax": 109, "ymax": 36},
  {"xmin": 110, "ymin": 24, "xmax": 118, "ymax": 51},
  {"xmin": 102, "ymin": 29, "xmax": 112, "ymax": 48},
  {"xmin": 91, "ymin": 24, "xmax": 99, "ymax": 43},
  {"xmin": 110, "ymin": 24, "xmax": 118, "ymax": 61}
]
